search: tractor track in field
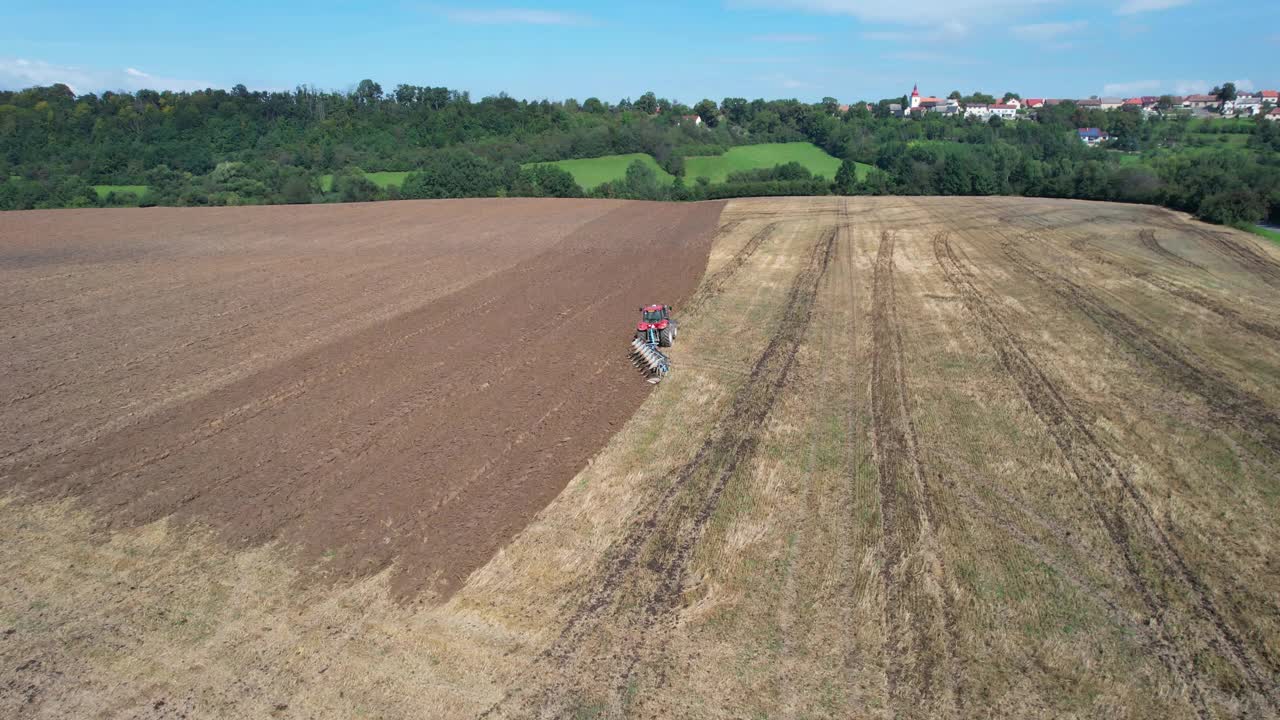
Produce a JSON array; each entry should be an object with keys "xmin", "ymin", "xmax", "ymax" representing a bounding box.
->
[
  {"xmin": 1070, "ymin": 234, "xmax": 1280, "ymax": 343},
  {"xmin": 1000, "ymin": 242, "xmax": 1280, "ymax": 458},
  {"xmin": 682, "ymin": 221, "xmax": 776, "ymax": 315},
  {"xmin": 1007, "ymin": 207, "xmax": 1280, "ymax": 345},
  {"xmin": 870, "ymin": 229, "xmax": 962, "ymax": 719},
  {"xmin": 1139, "ymin": 229, "xmax": 1206, "ymax": 271},
  {"xmin": 485, "ymin": 223, "xmax": 838, "ymax": 718},
  {"xmin": 935, "ymin": 231, "xmax": 1279, "ymax": 716},
  {"xmin": 1173, "ymin": 222, "xmax": 1280, "ymax": 288},
  {"xmin": 829, "ymin": 199, "xmax": 874, "ymax": 707}
]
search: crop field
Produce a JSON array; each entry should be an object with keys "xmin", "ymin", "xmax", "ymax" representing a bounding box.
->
[
  {"xmin": 684, "ymin": 141, "xmax": 850, "ymax": 182},
  {"xmin": 527, "ymin": 143, "xmax": 856, "ymax": 189},
  {"xmin": 524, "ymin": 152, "xmax": 676, "ymax": 190},
  {"xmin": 318, "ymin": 170, "xmax": 412, "ymax": 192},
  {"xmin": 91, "ymin": 184, "xmax": 148, "ymax": 200},
  {"xmin": 2, "ymin": 196, "xmax": 1279, "ymax": 719}
]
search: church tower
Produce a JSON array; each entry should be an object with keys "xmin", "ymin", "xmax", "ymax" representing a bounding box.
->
[{"xmin": 910, "ymin": 84, "xmax": 921, "ymax": 110}]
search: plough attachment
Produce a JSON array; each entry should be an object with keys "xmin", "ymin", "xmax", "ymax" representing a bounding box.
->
[{"xmin": 630, "ymin": 337, "xmax": 670, "ymax": 384}]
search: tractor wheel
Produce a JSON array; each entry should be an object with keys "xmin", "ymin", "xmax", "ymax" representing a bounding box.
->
[{"xmin": 659, "ymin": 328, "xmax": 673, "ymax": 347}]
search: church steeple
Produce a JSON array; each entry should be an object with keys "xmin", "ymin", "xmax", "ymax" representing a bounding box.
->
[{"xmin": 910, "ymin": 83, "xmax": 921, "ymax": 109}]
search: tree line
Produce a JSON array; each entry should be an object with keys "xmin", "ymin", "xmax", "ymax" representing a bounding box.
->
[{"xmin": 2, "ymin": 80, "xmax": 1278, "ymax": 228}]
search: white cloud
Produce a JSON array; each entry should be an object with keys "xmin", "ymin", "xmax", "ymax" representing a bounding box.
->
[
  {"xmin": 1115, "ymin": 0, "xmax": 1191, "ymax": 15},
  {"xmin": 0, "ymin": 58, "xmax": 212, "ymax": 93},
  {"xmin": 1175, "ymin": 79, "xmax": 1209, "ymax": 95},
  {"xmin": 442, "ymin": 7, "xmax": 596, "ymax": 25},
  {"xmin": 1232, "ymin": 78, "xmax": 1255, "ymax": 92},
  {"xmin": 1103, "ymin": 79, "xmax": 1161, "ymax": 95},
  {"xmin": 751, "ymin": 32, "xmax": 823, "ymax": 42},
  {"xmin": 731, "ymin": 0, "xmax": 1056, "ymax": 26},
  {"xmin": 1011, "ymin": 20, "xmax": 1086, "ymax": 41}
]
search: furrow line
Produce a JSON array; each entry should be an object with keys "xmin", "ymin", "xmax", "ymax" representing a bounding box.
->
[
  {"xmin": 871, "ymin": 228, "xmax": 961, "ymax": 719},
  {"xmin": 936, "ymin": 231, "xmax": 1278, "ymax": 716}
]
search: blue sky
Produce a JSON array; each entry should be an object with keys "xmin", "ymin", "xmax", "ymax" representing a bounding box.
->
[{"xmin": 1, "ymin": 1, "xmax": 1277, "ymax": 102}]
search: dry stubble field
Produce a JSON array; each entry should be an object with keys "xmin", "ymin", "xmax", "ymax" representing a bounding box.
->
[{"xmin": 1, "ymin": 196, "xmax": 1279, "ymax": 719}]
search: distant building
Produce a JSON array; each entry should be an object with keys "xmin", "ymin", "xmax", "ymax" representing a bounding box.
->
[
  {"xmin": 1024, "ymin": 98, "xmax": 1045, "ymax": 108},
  {"xmin": 1267, "ymin": 108, "xmax": 1280, "ymax": 122},
  {"xmin": 1100, "ymin": 97, "xmax": 1123, "ymax": 110},
  {"xmin": 989, "ymin": 103, "xmax": 1018, "ymax": 119},
  {"xmin": 677, "ymin": 114, "xmax": 704, "ymax": 127},
  {"xmin": 931, "ymin": 100, "xmax": 961, "ymax": 116},
  {"xmin": 1231, "ymin": 96, "xmax": 1263, "ymax": 116},
  {"xmin": 1077, "ymin": 98, "xmax": 1102, "ymax": 109},
  {"xmin": 1183, "ymin": 94, "xmax": 1217, "ymax": 110},
  {"xmin": 1077, "ymin": 127, "xmax": 1111, "ymax": 145}
]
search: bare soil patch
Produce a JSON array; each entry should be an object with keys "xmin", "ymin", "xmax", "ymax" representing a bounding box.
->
[{"xmin": 1, "ymin": 199, "xmax": 725, "ymax": 599}]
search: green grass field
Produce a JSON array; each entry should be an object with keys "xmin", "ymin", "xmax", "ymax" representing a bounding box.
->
[
  {"xmin": 1189, "ymin": 133, "xmax": 1250, "ymax": 147},
  {"xmin": 319, "ymin": 171, "xmax": 411, "ymax": 193},
  {"xmin": 1248, "ymin": 225, "xmax": 1280, "ymax": 246},
  {"xmin": 684, "ymin": 142, "xmax": 847, "ymax": 183},
  {"xmin": 524, "ymin": 153, "xmax": 675, "ymax": 190},
  {"xmin": 93, "ymin": 185, "xmax": 148, "ymax": 200}
]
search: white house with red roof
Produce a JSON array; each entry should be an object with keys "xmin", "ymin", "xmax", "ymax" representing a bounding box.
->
[{"xmin": 1024, "ymin": 98, "xmax": 1045, "ymax": 108}]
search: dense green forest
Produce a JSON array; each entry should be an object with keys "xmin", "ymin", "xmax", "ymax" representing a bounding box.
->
[{"xmin": 2, "ymin": 81, "xmax": 1279, "ymax": 227}]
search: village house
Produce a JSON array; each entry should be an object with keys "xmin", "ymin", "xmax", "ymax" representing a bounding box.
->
[
  {"xmin": 1023, "ymin": 98, "xmax": 1045, "ymax": 109},
  {"xmin": 931, "ymin": 100, "xmax": 961, "ymax": 116},
  {"xmin": 677, "ymin": 114, "xmax": 703, "ymax": 127},
  {"xmin": 1267, "ymin": 108, "xmax": 1280, "ymax": 122},
  {"xmin": 1077, "ymin": 98, "xmax": 1102, "ymax": 109},
  {"xmin": 1230, "ymin": 96, "xmax": 1263, "ymax": 116},
  {"xmin": 1183, "ymin": 94, "xmax": 1217, "ymax": 110},
  {"xmin": 1100, "ymin": 97, "xmax": 1123, "ymax": 110},
  {"xmin": 989, "ymin": 103, "xmax": 1017, "ymax": 119},
  {"xmin": 1077, "ymin": 128, "xmax": 1110, "ymax": 145}
]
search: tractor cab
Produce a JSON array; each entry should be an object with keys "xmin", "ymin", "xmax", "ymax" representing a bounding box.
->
[{"xmin": 638, "ymin": 304, "xmax": 672, "ymax": 331}]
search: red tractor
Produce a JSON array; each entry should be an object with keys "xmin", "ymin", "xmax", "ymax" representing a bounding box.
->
[
  {"xmin": 630, "ymin": 304, "xmax": 678, "ymax": 383},
  {"xmin": 636, "ymin": 304, "xmax": 678, "ymax": 348}
]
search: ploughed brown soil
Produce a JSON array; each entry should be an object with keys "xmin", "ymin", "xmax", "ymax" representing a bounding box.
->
[{"xmin": 0, "ymin": 198, "xmax": 725, "ymax": 599}]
